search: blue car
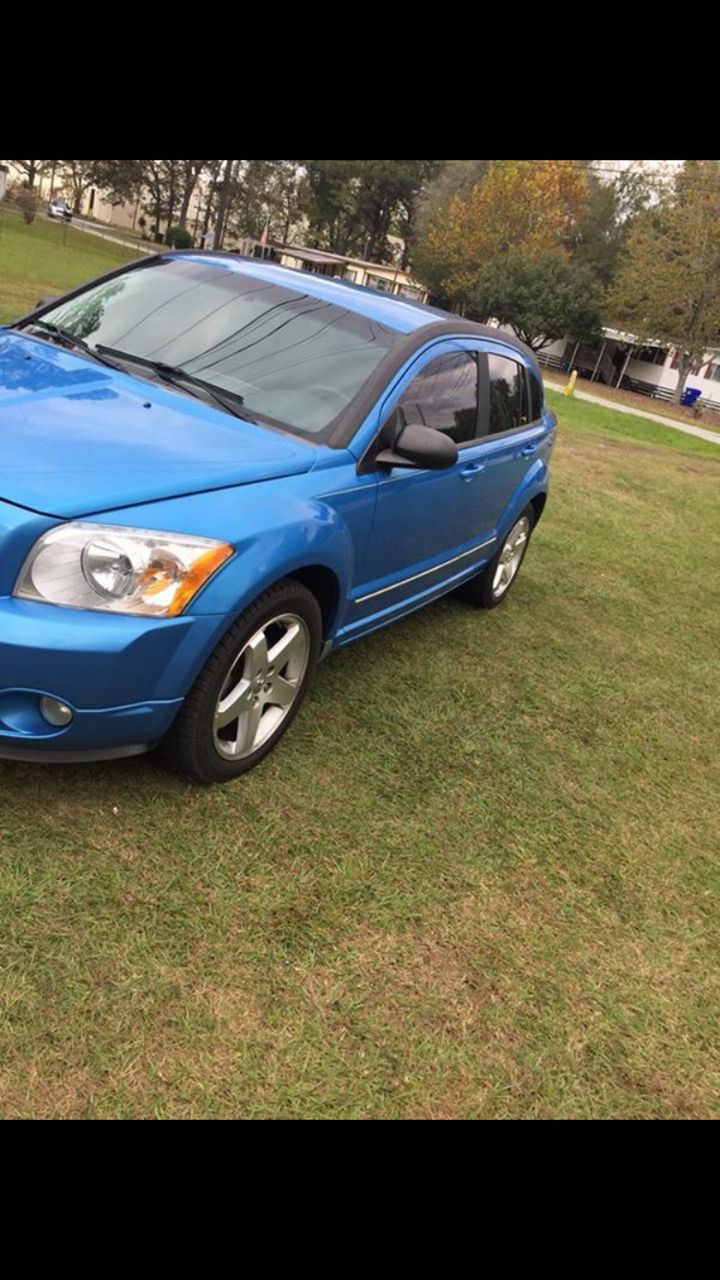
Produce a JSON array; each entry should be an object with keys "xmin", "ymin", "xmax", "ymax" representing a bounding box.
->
[{"xmin": 0, "ymin": 252, "xmax": 556, "ymax": 783}]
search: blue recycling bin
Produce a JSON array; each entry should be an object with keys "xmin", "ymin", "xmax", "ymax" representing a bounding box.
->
[{"xmin": 681, "ymin": 387, "xmax": 702, "ymax": 408}]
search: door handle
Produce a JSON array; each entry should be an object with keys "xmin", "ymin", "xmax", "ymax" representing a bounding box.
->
[
  {"xmin": 519, "ymin": 442, "xmax": 539, "ymax": 457},
  {"xmin": 459, "ymin": 461, "xmax": 485, "ymax": 480}
]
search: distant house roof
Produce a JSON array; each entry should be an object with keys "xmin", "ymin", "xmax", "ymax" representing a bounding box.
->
[
  {"xmin": 602, "ymin": 327, "xmax": 666, "ymax": 348},
  {"xmin": 277, "ymin": 242, "xmax": 412, "ymax": 276},
  {"xmin": 278, "ymin": 245, "xmax": 346, "ymax": 266}
]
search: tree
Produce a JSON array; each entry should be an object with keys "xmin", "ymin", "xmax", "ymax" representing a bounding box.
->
[
  {"xmin": 198, "ymin": 159, "xmax": 224, "ymax": 245},
  {"xmin": 303, "ymin": 160, "xmax": 437, "ymax": 262},
  {"xmin": 272, "ymin": 162, "xmax": 308, "ymax": 244},
  {"xmin": 413, "ymin": 160, "xmax": 488, "ymax": 242},
  {"xmin": 412, "ymin": 160, "xmax": 588, "ymax": 308},
  {"xmin": 92, "ymin": 161, "xmax": 211, "ymax": 242},
  {"xmin": 608, "ymin": 164, "xmax": 720, "ymax": 402},
  {"xmin": 353, "ymin": 160, "xmax": 438, "ymax": 262},
  {"xmin": 92, "ymin": 160, "xmax": 147, "ymax": 207},
  {"xmin": 571, "ymin": 165, "xmax": 653, "ymax": 288},
  {"xmin": 213, "ymin": 159, "xmax": 241, "ymax": 248},
  {"xmin": 303, "ymin": 159, "xmax": 359, "ymax": 254},
  {"xmin": 468, "ymin": 251, "xmax": 603, "ymax": 351},
  {"xmin": 177, "ymin": 159, "xmax": 209, "ymax": 228},
  {"xmin": 57, "ymin": 160, "xmax": 107, "ymax": 215},
  {"xmin": 140, "ymin": 161, "xmax": 169, "ymax": 241},
  {"xmin": 227, "ymin": 160, "xmax": 308, "ymax": 244},
  {"xmin": 4, "ymin": 160, "xmax": 48, "ymax": 188}
]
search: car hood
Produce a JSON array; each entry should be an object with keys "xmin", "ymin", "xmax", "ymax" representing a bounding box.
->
[{"xmin": 0, "ymin": 330, "xmax": 316, "ymax": 518}]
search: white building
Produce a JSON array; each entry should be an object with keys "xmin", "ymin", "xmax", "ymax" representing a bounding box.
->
[{"xmin": 535, "ymin": 329, "xmax": 720, "ymax": 413}]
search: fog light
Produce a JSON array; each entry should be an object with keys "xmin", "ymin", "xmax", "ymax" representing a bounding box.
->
[{"xmin": 39, "ymin": 696, "xmax": 73, "ymax": 727}]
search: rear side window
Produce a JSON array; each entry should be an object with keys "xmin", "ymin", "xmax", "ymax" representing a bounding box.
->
[
  {"xmin": 488, "ymin": 355, "xmax": 525, "ymax": 434},
  {"xmin": 394, "ymin": 351, "xmax": 479, "ymax": 445}
]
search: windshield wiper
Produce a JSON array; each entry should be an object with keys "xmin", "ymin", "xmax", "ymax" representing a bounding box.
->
[
  {"xmin": 95, "ymin": 344, "xmax": 257, "ymax": 423},
  {"xmin": 28, "ymin": 320, "xmax": 122, "ymax": 370}
]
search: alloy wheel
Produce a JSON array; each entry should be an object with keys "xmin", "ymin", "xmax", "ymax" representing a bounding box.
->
[
  {"xmin": 492, "ymin": 516, "xmax": 531, "ymax": 599},
  {"xmin": 213, "ymin": 612, "xmax": 310, "ymax": 759}
]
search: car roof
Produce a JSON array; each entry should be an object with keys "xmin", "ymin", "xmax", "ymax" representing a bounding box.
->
[{"xmin": 173, "ymin": 250, "xmax": 474, "ymax": 335}]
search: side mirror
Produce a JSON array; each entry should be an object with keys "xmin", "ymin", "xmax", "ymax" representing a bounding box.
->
[{"xmin": 376, "ymin": 422, "xmax": 458, "ymax": 471}]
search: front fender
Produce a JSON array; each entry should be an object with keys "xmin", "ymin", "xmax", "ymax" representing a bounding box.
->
[{"xmin": 192, "ymin": 497, "xmax": 354, "ymax": 620}]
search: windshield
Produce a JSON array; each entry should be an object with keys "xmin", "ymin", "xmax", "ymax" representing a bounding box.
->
[{"xmin": 31, "ymin": 258, "xmax": 400, "ymax": 436}]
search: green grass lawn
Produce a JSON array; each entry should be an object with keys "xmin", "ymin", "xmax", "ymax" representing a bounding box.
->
[
  {"xmin": 0, "ymin": 264, "xmax": 718, "ymax": 1116},
  {"xmin": 0, "ymin": 203, "xmax": 140, "ymax": 323},
  {"xmin": 546, "ymin": 387, "xmax": 720, "ymax": 453}
]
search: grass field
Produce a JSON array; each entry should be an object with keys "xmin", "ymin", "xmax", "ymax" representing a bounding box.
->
[
  {"xmin": 0, "ymin": 223, "xmax": 718, "ymax": 1116},
  {"xmin": 0, "ymin": 204, "xmax": 138, "ymax": 323}
]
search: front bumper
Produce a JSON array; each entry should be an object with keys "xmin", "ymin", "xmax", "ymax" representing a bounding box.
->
[{"xmin": 0, "ymin": 596, "xmax": 227, "ymax": 761}]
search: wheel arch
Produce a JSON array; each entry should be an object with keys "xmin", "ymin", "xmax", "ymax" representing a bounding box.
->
[
  {"xmin": 284, "ymin": 564, "xmax": 342, "ymax": 640},
  {"xmin": 530, "ymin": 492, "xmax": 547, "ymax": 526}
]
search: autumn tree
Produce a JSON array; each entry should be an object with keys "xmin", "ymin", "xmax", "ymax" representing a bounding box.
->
[
  {"xmin": 608, "ymin": 162, "xmax": 720, "ymax": 402},
  {"xmin": 413, "ymin": 159, "xmax": 589, "ymax": 309}
]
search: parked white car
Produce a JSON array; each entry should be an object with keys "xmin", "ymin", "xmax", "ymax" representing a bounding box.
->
[{"xmin": 47, "ymin": 198, "xmax": 72, "ymax": 222}]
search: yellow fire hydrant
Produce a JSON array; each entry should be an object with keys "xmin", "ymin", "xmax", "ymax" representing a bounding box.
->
[{"xmin": 563, "ymin": 369, "xmax": 578, "ymax": 397}]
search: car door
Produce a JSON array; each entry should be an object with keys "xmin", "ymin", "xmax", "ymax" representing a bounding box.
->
[{"xmin": 353, "ymin": 339, "xmax": 546, "ymax": 623}]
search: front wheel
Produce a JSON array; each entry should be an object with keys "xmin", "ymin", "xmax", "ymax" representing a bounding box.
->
[
  {"xmin": 455, "ymin": 507, "xmax": 534, "ymax": 609},
  {"xmin": 161, "ymin": 578, "xmax": 322, "ymax": 784}
]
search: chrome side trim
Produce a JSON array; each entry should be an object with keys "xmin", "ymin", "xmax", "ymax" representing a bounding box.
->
[{"xmin": 355, "ymin": 537, "xmax": 496, "ymax": 604}]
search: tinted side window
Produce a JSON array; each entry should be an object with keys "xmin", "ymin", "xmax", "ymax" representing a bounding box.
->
[
  {"xmin": 394, "ymin": 352, "xmax": 478, "ymax": 445},
  {"xmin": 488, "ymin": 355, "xmax": 524, "ymax": 434},
  {"xmin": 528, "ymin": 368, "xmax": 544, "ymax": 422}
]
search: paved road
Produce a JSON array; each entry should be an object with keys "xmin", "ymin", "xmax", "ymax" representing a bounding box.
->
[
  {"xmin": 545, "ymin": 380, "xmax": 720, "ymax": 446},
  {"xmin": 45, "ymin": 211, "xmax": 149, "ymax": 255}
]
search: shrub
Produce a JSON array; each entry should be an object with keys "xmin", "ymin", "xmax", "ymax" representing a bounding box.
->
[
  {"xmin": 13, "ymin": 186, "xmax": 40, "ymax": 225},
  {"xmin": 165, "ymin": 224, "xmax": 193, "ymax": 249}
]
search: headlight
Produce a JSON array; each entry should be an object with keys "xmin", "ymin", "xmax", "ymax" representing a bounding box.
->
[{"xmin": 14, "ymin": 523, "xmax": 233, "ymax": 616}]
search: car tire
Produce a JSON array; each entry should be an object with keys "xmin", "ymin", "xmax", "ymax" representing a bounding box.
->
[
  {"xmin": 455, "ymin": 505, "xmax": 535, "ymax": 609},
  {"xmin": 160, "ymin": 578, "xmax": 323, "ymax": 784}
]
